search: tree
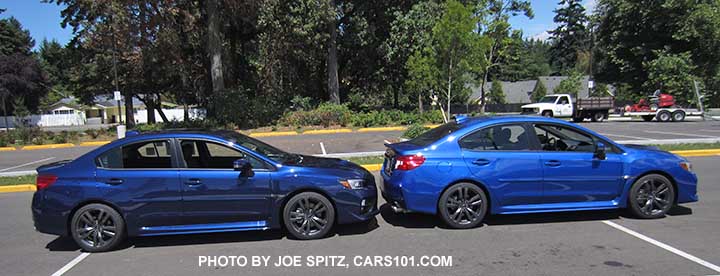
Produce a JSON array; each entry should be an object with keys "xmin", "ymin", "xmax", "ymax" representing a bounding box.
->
[
  {"xmin": 488, "ymin": 80, "xmax": 506, "ymax": 104},
  {"xmin": 643, "ymin": 51, "xmax": 698, "ymax": 105},
  {"xmin": 0, "ymin": 17, "xmax": 47, "ymax": 114},
  {"xmin": 554, "ymin": 71, "xmax": 583, "ymax": 98},
  {"xmin": 548, "ymin": 0, "xmax": 589, "ymax": 73},
  {"xmin": 476, "ymin": 0, "xmax": 533, "ymax": 111},
  {"xmin": 532, "ymin": 79, "xmax": 547, "ymax": 102},
  {"xmin": 494, "ymin": 37, "xmax": 553, "ymax": 81},
  {"xmin": 326, "ymin": 0, "xmax": 340, "ymax": 104},
  {"xmin": 206, "ymin": 0, "xmax": 225, "ymax": 105},
  {"xmin": 407, "ymin": 0, "xmax": 487, "ymax": 120},
  {"xmin": 386, "ymin": 1, "xmax": 444, "ymax": 110}
]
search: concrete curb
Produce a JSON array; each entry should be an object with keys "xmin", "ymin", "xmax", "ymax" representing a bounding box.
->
[
  {"xmin": 302, "ymin": 129, "xmax": 353, "ymax": 135},
  {"xmin": 0, "ymin": 147, "xmax": 16, "ymax": 151},
  {"xmin": 21, "ymin": 143, "xmax": 75, "ymax": 150},
  {"xmin": 249, "ymin": 131, "xmax": 298, "ymax": 138},
  {"xmin": 0, "ymin": 184, "xmax": 35, "ymax": 193},
  {"xmin": 357, "ymin": 126, "xmax": 407, "ymax": 132}
]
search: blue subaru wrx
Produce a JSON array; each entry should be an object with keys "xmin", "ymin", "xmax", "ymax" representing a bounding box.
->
[
  {"xmin": 32, "ymin": 130, "xmax": 377, "ymax": 252},
  {"xmin": 381, "ymin": 116, "xmax": 698, "ymax": 229}
]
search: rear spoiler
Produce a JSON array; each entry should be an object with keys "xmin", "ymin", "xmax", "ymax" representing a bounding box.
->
[{"xmin": 36, "ymin": 160, "xmax": 73, "ymax": 172}]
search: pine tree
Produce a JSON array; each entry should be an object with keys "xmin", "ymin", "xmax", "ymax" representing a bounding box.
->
[
  {"xmin": 532, "ymin": 79, "xmax": 547, "ymax": 102},
  {"xmin": 488, "ymin": 80, "xmax": 506, "ymax": 104},
  {"xmin": 548, "ymin": 0, "xmax": 588, "ymax": 72}
]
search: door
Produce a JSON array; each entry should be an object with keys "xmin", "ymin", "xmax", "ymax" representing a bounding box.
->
[
  {"xmin": 178, "ymin": 139, "xmax": 273, "ymax": 225},
  {"xmin": 532, "ymin": 124, "xmax": 624, "ymax": 203},
  {"xmin": 460, "ymin": 123, "xmax": 543, "ymax": 207},
  {"xmin": 95, "ymin": 139, "xmax": 182, "ymax": 228},
  {"xmin": 557, "ymin": 95, "xmax": 573, "ymax": 116}
]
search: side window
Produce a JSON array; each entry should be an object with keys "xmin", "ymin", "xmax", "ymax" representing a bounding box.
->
[
  {"xmin": 459, "ymin": 124, "xmax": 531, "ymax": 151},
  {"xmin": 97, "ymin": 140, "xmax": 173, "ymax": 169},
  {"xmin": 559, "ymin": 96, "xmax": 570, "ymax": 105},
  {"xmin": 180, "ymin": 140, "xmax": 266, "ymax": 169},
  {"xmin": 534, "ymin": 124, "xmax": 595, "ymax": 152}
]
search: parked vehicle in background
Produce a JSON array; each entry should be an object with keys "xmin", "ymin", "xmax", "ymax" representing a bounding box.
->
[
  {"xmin": 521, "ymin": 94, "xmax": 614, "ymax": 122},
  {"xmin": 622, "ymin": 90, "xmax": 704, "ymax": 122},
  {"xmin": 31, "ymin": 130, "xmax": 378, "ymax": 252},
  {"xmin": 381, "ymin": 116, "xmax": 698, "ymax": 229}
]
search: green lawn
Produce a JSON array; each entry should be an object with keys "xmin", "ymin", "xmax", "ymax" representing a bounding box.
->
[
  {"xmin": 654, "ymin": 142, "xmax": 720, "ymax": 151},
  {"xmin": 0, "ymin": 175, "xmax": 35, "ymax": 186},
  {"xmin": 346, "ymin": 155, "xmax": 385, "ymax": 165}
]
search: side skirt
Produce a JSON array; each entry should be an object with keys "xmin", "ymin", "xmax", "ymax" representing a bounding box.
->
[{"xmin": 137, "ymin": 221, "xmax": 269, "ymax": 237}]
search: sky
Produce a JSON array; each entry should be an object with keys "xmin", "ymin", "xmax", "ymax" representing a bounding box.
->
[{"xmin": 0, "ymin": 0, "xmax": 597, "ymax": 51}]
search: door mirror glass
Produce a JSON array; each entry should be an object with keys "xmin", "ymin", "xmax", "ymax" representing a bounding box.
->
[
  {"xmin": 233, "ymin": 158, "xmax": 254, "ymax": 177},
  {"xmin": 594, "ymin": 142, "xmax": 606, "ymax": 160}
]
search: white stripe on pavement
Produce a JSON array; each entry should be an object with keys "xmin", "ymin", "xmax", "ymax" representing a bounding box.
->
[
  {"xmin": 51, "ymin": 252, "xmax": 90, "ymax": 276},
  {"xmin": 603, "ymin": 220, "xmax": 720, "ymax": 273},
  {"xmin": 600, "ymin": 133, "xmax": 653, "ymax": 140},
  {"xmin": 0, "ymin": 157, "xmax": 55, "ymax": 172},
  {"xmin": 643, "ymin": 130, "xmax": 718, "ymax": 138}
]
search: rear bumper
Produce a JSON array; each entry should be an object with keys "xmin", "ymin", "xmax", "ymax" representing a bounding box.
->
[{"xmin": 31, "ymin": 191, "xmax": 67, "ymax": 236}]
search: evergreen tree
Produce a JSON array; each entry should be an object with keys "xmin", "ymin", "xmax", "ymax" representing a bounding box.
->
[
  {"xmin": 532, "ymin": 79, "xmax": 547, "ymax": 102},
  {"xmin": 488, "ymin": 80, "xmax": 506, "ymax": 104},
  {"xmin": 548, "ymin": 0, "xmax": 588, "ymax": 72}
]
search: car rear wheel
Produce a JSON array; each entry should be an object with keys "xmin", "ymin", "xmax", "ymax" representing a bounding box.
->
[
  {"xmin": 591, "ymin": 112, "xmax": 605, "ymax": 122},
  {"xmin": 283, "ymin": 192, "xmax": 335, "ymax": 240},
  {"xmin": 438, "ymin": 183, "xmax": 488, "ymax": 229},
  {"xmin": 628, "ymin": 174, "xmax": 675, "ymax": 219},
  {"xmin": 70, "ymin": 203, "xmax": 125, "ymax": 252}
]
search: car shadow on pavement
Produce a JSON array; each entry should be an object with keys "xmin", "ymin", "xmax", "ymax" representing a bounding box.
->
[{"xmin": 45, "ymin": 218, "xmax": 380, "ymax": 252}]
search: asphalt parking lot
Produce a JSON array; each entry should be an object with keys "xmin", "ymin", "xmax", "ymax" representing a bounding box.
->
[
  {"xmin": 1, "ymin": 156, "xmax": 718, "ymax": 276},
  {"xmin": 2, "ymin": 120, "xmax": 720, "ymax": 175}
]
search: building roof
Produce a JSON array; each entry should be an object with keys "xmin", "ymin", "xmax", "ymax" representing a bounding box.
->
[{"xmin": 469, "ymin": 75, "xmax": 591, "ymax": 104}]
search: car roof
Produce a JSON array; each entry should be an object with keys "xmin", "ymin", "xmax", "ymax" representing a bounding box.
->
[
  {"xmin": 460, "ymin": 115, "xmax": 570, "ymax": 127},
  {"xmin": 127, "ymin": 129, "xmax": 241, "ymax": 139}
]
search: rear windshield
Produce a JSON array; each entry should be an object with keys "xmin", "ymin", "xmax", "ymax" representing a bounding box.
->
[{"xmin": 408, "ymin": 122, "xmax": 463, "ymax": 146}]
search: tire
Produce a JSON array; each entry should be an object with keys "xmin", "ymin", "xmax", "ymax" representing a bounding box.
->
[
  {"xmin": 572, "ymin": 117, "xmax": 583, "ymax": 123},
  {"xmin": 671, "ymin": 111, "xmax": 686, "ymax": 122},
  {"xmin": 628, "ymin": 174, "xmax": 675, "ymax": 219},
  {"xmin": 591, "ymin": 112, "xmax": 605, "ymax": 122},
  {"xmin": 541, "ymin": 110, "xmax": 553, "ymax": 118},
  {"xmin": 438, "ymin": 183, "xmax": 488, "ymax": 229},
  {"xmin": 642, "ymin": 115, "xmax": 654, "ymax": 122},
  {"xmin": 283, "ymin": 192, "xmax": 335, "ymax": 240},
  {"xmin": 656, "ymin": 110, "xmax": 671, "ymax": 122},
  {"xmin": 70, "ymin": 203, "xmax": 125, "ymax": 252}
]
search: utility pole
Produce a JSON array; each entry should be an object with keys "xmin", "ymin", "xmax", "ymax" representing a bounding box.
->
[
  {"xmin": 1, "ymin": 91, "xmax": 8, "ymax": 131},
  {"xmin": 111, "ymin": 14, "xmax": 122, "ymax": 125}
]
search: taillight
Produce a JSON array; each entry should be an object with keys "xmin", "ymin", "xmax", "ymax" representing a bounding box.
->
[
  {"xmin": 395, "ymin": 154, "xmax": 426, "ymax": 170},
  {"xmin": 36, "ymin": 174, "xmax": 58, "ymax": 190}
]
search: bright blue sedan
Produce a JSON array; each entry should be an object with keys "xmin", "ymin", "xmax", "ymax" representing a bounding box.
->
[
  {"xmin": 32, "ymin": 130, "xmax": 377, "ymax": 252},
  {"xmin": 381, "ymin": 116, "xmax": 698, "ymax": 229}
]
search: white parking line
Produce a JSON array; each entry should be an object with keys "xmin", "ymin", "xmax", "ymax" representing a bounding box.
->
[
  {"xmin": 603, "ymin": 220, "xmax": 720, "ymax": 273},
  {"xmin": 600, "ymin": 133, "xmax": 653, "ymax": 140},
  {"xmin": 0, "ymin": 157, "xmax": 55, "ymax": 172},
  {"xmin": 320, "ymin": 142, "xmax": 327, "ymax": 155},
  {"xmin": 644, "ymin": 130, "xmax": 718, "ymax": 138},
  {"xmin": 699, "ymin": 129, "xmax": 720, "ymax": 133},
  {"xmin": 51, "ymin": 252, "xmax": 90, "ymax": 276}
]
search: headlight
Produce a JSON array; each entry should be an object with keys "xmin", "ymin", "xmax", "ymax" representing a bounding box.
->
[
  {"xmin": 340, "ymin": 179, "xmax": 366, "ymax": 189},
  {"xmin": 680, "ymin": 161, "xmax": 692, "ymax": 172}
]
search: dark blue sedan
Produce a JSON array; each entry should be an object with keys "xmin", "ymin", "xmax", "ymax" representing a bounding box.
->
[
  {"xmin": 382, "ymin": 116, "xmax": 698, "ymax": 229},
  {"xmin": 32, "ymin": 130, "xmax": 377, "ymax": 252}
]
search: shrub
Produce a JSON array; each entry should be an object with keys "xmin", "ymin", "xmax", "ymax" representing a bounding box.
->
[
  {"xmin": 402, "ymin": 124, "xmax": 430, "ymax": 139},
  {"xmin": 0, "ymin": 133, "xmax": 8, "ymax": 147},
  {"xmin": 52, "ymin": 135, "xmax": 67, "ymax": 144},
  {"xmin": 31, "ymin": 136, "xmax": 44, "ymax": 145},
  {"xmin": 279, "ymin": 103, "xmax": 352, "ymax": 127}
]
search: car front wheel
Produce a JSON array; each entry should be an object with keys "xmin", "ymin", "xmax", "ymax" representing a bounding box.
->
[
  {"xmin": 628, "ymin": 174, "xmax": 675, "ymax": 219},
  {"xmin": 438, "ymin": 183, "xmax": 488, "ymax": 229},
  {"xmin": 70, "ymin": 203, "xmax": 125, "ymax": 252},
  {"xmin": 283, "ymin": 192, "xmax": 335, "ymax": 240}
]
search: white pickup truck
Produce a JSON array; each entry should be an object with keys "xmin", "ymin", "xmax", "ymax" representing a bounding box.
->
[{"xmin": 521, "ymin": 94, "xmax": 614, "ymax": 122}]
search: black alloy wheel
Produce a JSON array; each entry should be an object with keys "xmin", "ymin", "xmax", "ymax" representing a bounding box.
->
[
  {"xmin": 628, "ymin": 174, "xmax": 675, "ymax": 219},
  {"xmin": 70, "ymin": 204, "xmax": 125, "ymax": 252},
  {"xmin": 283, "ymin": 192, "xmax": 335, "ymax": 240},
  {"xmin": 438, "ymin": 183, "xmax": 488, "ymax": 229}
]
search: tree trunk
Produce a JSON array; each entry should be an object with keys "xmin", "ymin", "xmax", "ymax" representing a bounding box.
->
[
  {"xmin": 183, "ymin": 103, "xmax": 189, "ymax": 122},
  {"xmin": 146, "ymin": 98, "xmax": 156, "ymax": 124},
  {"xmin": 207, "ymin": 0, "xmax": 224, "ymax": 103},
  {"xmin": 447, "ymin": 60, "xmax": 452, "ymax": 121},
  {"xmin": 418, "ymin": 91, "xmax": 424, "ymax": 113},
  {"xmin": 124, "ymin": 91, "xmax": 135, "ymax": 127},
  {"xmin": 326, "ymin": 0, "xmax": 340, "ymax": 104},
  {"xmin": 156, "ymin": 103, "xmax": 169, "ymax": 123}
]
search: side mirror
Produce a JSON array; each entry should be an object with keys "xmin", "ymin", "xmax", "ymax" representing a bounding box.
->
[
  {"xmin": 594, "ymin": 142, "xmax": 606, "ymax": 160},
  {"xmin": 233, "ymin": 158, "xmax": 254, "ymax": 177}
]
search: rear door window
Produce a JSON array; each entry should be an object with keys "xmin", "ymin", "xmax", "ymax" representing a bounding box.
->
[
  {"xmin": 97, "ymin": 140, "xmax": 174, "ymax": 169},
  {"xmin": 459, "ymin": 124, "xmax": 531, "ymax": 151}
]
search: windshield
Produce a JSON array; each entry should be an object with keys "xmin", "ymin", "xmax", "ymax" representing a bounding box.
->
[
  {"xmin": 221, "ymin": 132, "xmax": 296, "ymax": 163},
  {"xmin": 408, "ymin": 122, "xmax": 463, "ymax": 146},
  {"xmin": 538, "ymin": 96, "xmax": 558, "ymax": 103}
]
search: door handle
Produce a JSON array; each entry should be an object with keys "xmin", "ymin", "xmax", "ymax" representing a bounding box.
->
[
  {"xmin": 544, "ymin": 160, "xmax": 561, "ymax": 167},
  {"xmin": 472, "ymin": 159, "xmax": 491, "ymax": 166},
  {"xmin": 105, "ymin": 178, "xmax": 123, "ymax": 185},
  {"xmin": 185, "ymin": 178, "xmax": 202, "ymax": 185}
]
